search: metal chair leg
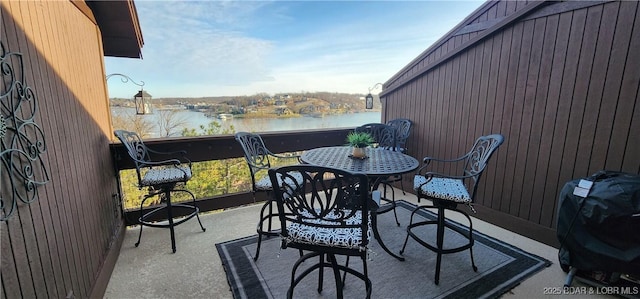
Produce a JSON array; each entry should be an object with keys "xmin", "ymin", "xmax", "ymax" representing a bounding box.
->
[
  {"xmin": 401, "ymin": 202, "xmax": 475, "ymax": 285},
  {"xmin": 399, "ymin": 175, "xmax": 407, "ymax": 195},
  {"xmin": 328, "ymin": 254, "xmax": 344, "ymax": 299},
  {"xmin": 135, "ymin": 193, "xmax": 155, "ymax": 247},
  {"xmin": 185, "ymin": 189, "xmax": 206, "ymax": 232},
  {"xmin": 165, "ymin": 191, "xmax": 177, "ymax": 253},
  {"xmin": 255, "ymin": 200, "xmax": 278, "ymax": 261},
  {"xmin": 389, "ymin": 186, "xmax": 399, "ymax": 226},
  {"xmin": 382, "ymin": 182, "xmax": 400, "ymax": 226},
  {"xmin": 135, "ymin": 188, "xmax": 204, "ymax": 253},
  {"xmin": 434, "ymin": 206, "xmax": 446, "ymax": 285},
  {"xmin": 318, "ymin": 254, "xmax": 324, "ymax": 293},
  {"xmin": 254, "ymin": 228, "xmax": 264, "ymax": 261}
]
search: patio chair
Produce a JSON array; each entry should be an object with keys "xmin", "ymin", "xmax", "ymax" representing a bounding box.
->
[
  {"xmin": 385, "ymin": 118, "xmax": 413, "ymax": 195},
  {"xmin": 269, "ymin": 164, "xmax": 372, "ymax": 299},
  {"xmin": 114, "ymin": 130, "xmax": 205, "ymax": 253},
  {"xmin": 400, "ymin": 134, "xmax": 504, "ymax": 284},
  {"xmin": 386, "ymin": 118, "xmax": 412, "ymax": 154},
  {"xmin": 234, "ymin": 132, "xmax": 302, "ymax": 261},
  {"xmin": 354, "ymin": 123, "xmax": 396, "ymax": 150},
  {"xmin": 355, "ymin": 123, "xmax": 400, "ymax": 225}
]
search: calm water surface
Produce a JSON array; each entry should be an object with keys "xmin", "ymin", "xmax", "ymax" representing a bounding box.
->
[{"xmin": 112, "ymin": 107, "xmax": 381, "ymax": 136}]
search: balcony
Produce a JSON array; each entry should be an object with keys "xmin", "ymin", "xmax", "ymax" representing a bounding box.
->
[
  {"xmin": 4, "ymin": 1, "xmax": 640, "ymax": 297},
  {"xmin": 105, "ymin": 129, "xmax": 612, "ymax": 298},
  {"xmin": 103, "ymin": 188, "xmax": 603, "ymax": 299}
]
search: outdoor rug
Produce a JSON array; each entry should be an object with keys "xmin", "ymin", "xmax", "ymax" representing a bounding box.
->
[{"xmin": 216, "ymin": 200, "xmax": 551, "ymax": 299}]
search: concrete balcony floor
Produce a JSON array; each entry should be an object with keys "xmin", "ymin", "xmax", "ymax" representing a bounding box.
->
[{"xmin": 104, "ymin": 188, "xmax": 611, "ymax": 299}]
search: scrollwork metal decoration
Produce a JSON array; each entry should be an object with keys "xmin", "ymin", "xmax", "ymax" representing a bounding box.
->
[
  {"xmin": 1, "ymin": 40, "xmax": 50, "ymax": 221},
  {"xmin": 367, "ymin": 83, "xmax": 383, "ymax": 94},
  {"xmin": 105, "ymin": 73, "xmax": 145, "ymax": 88}
]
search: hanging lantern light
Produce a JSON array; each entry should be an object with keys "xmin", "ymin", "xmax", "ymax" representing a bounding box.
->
[
  {"xmin": 365, "ymin": 93, "xmax": 374, "ymax": 109},
  {"xmin": 106, "ymin": 73, "xmax": 150, "ymax": 116},
  {"xmin": 133, "ymin": 89, "xmax": 152, "ymax": 115},
  {"xmin": 365, "ymin": 83, "xmax": 382, "ymax": 109}
]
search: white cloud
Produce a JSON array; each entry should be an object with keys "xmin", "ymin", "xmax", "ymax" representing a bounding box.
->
[{"xmin": 106, "ymin": 0, "xmax": 483, "ymax": 98}]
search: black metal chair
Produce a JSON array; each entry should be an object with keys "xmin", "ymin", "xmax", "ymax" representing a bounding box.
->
[
  {"xmin": 385, "ymin": 118, "xmax": 413, "ymax": 195},
  {"xmin": 114, "ymin": 130, "xmax": 205, "ymax": 253},
  {"xmin": 234, "ymin": 132, "xmax": 302, "ymax": 261},
  {"xmin": 386, "ymin": 118, "xmax": 412, "ymax": 154},
  {"xmin": 354, "ymin": 123, "xmax": 396, "ymax": 150},
  {"xmin": 355, "ymin": 123, "xmax": 400, "ymax": 225},
  {"xmin": 400, "ymin": 134, "xmax": 504, "ymax": 284},
  {"xmin": 269, "ymin": 164, "xmax": 372, "ymax": 299}
]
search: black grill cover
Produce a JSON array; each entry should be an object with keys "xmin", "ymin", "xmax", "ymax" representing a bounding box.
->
[{"xmin": 557, "ymin": 170, "xmax": 640, "ymax": 274}]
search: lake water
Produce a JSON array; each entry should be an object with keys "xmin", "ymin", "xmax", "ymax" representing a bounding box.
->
[{"xmin": 111, "ymin": 107, "xmax": 382, "ymax": 136}]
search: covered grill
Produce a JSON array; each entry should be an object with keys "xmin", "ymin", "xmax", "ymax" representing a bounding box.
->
[{"xmin": 557, "ymin": 171, "xmax": 640, "ymax": 287}]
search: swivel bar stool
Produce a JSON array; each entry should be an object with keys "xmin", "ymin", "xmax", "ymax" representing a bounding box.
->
[{"xmin": 115, "ymin": 130, "xmax": 205, "ymax": 253}]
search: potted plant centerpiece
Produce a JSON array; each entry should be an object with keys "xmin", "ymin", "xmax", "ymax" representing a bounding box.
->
[{"xmin": 346, "ymin": 131, "xmax": 374, "ymax": 158}]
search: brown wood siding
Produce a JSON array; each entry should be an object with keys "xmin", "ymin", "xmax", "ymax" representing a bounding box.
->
[
  {"xmin": 381, "ymin": 0, "xmax": 640, "ymax": 246},
  {"xmin": 2, "ymin": 1, "xmax": 122, "ymax": 298},
  {"xmin": 385, "ymin": 0, "xmax": 546, "ymax": 90}
]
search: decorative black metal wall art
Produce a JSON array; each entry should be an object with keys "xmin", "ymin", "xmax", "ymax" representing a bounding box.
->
[{"xmin": 0, "ymin": 41, "xmax": 50, "ymax": 221}]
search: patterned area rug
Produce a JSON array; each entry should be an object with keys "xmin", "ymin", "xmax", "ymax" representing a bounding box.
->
[{"xmin": 216, "ymin": 200, "xmax": 551, "ymax": 299}]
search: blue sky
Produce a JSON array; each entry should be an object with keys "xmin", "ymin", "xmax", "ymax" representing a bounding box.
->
[{"xmin": 105, "ymin": 0, "xmax": 484, "ymax": 98}]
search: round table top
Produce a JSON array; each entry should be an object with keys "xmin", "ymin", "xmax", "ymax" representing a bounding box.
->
[{"xmin": 300, "ymin": 146, "xmax": 419, "ymax": 176}]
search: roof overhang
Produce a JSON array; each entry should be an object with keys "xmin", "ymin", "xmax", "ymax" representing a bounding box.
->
[{"xmin": 85, "ymin": 0, "xmax": 144, "ymax": 58}]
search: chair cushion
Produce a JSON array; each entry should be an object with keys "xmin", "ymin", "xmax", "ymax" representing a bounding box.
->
[
  {"xmin": 413, "ymin": 175, "xmax": 471, "ymax": 203},
  {"xmin": 388, "ymin": 146, "xmax": 407, "ymax": 153},
  {"xmin": 286, "ymin": 210, "xmax": 372, "ymax": 250},
  {"xmin": 255, "ymin": 172, "xmax": 304, "ymax": 191},
  {"xmin": 141, "ymin": 166, "xmax": 192, "ymax": 186}
]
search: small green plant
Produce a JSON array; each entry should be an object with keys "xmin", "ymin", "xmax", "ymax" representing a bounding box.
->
[{"xmin": 346, "ymin": 131, "xmax": 374, "ymax": 148}]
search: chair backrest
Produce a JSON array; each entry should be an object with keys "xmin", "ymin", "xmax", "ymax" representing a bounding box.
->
[
  {"xmin": 269, "ymin": 164, "xmax": 370, "ymax": 249},
  {"xmin": 235, "ymin": 132, "xmax": 273, "ymax": 189},
  {"xmin": 386, "ymin": 118, "xmax": 412, "ymax": 151},
  {"xmin": 462, "ymin": 134, "xmax": 504, "ymax": 197},
  {"xmin": 355, "ymin": 123, "xmax": 396, "ymax": 149},
  {"xmin": 114, "ymin": 130, "xmax": 151, "ymax": 182},
  {"xmin": 114, "ymin": 130, "xmax": 151, "ymax": 164}
]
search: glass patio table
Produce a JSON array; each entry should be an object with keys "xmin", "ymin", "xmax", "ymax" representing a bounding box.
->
[{"xmin": 300, "ymin": 146, "xmax": 420, "ymax": 261}]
